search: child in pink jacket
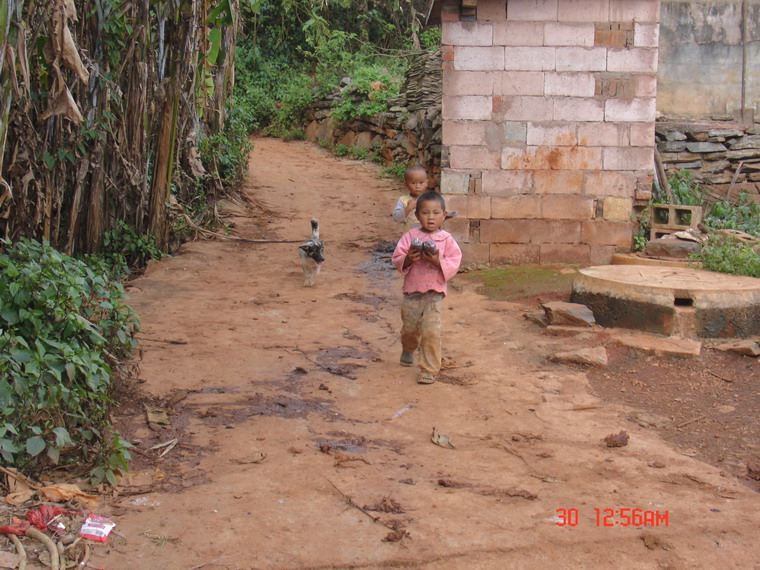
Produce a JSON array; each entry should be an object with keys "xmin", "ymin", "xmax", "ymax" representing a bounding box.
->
[{"xmin": 391, "ymin": 191, "xmax": 462, "ymax": 384}]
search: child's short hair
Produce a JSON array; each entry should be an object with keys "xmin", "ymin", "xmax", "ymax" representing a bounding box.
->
[
  {"xmin": 415, "ymin": 191, "xmax": 446, "ymax": 214},
  {"xmin": 405, "ymin": 165, "xmax": 427, "ymax": 181}
]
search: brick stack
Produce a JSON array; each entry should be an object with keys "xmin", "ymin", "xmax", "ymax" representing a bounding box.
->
[{"xmin": 439, "ymin": 0, "xmax": 660, "ymax": 265}]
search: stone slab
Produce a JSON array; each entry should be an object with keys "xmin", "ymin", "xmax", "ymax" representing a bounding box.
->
[
  {"xmin": 549, "ymin": 346, "xmax": 608, "ymax": 367},
  {"xmin": 609, "ymin": 330, "xmax": 702, "ymax": 357},
  {"xmin": 542, "ymin": 301, "xmax": 596, "ymax": 327},
  {"xmin": 545, "ymin": 325, "xmax": 597, "ymax": 339},
  {"xmin": 713, "ymin": 339, "xmax": 760, "ymax": 356}
]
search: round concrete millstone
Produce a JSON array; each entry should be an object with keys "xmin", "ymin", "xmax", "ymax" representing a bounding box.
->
[{"xmin": 571, "ymin": 265, "xmax": 760, "ymax": 338}]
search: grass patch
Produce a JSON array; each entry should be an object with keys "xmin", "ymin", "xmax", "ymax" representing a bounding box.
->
[{"xmin": 459, "ymin": 265, "xmax": 577, "ymax": 301}]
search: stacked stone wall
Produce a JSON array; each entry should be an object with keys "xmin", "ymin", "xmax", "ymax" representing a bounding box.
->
[
  {"xmin": 304, "ymin": 51, "xmax": 444, "ymax": 187},
  {"xmin": 656, "ymin": 121, "xmax": 760, "ymax": 201}
]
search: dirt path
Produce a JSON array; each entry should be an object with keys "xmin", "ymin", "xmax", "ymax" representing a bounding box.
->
[{"xmin": 103, "ymin": 138, "xmax": 760, "ymax": 569}]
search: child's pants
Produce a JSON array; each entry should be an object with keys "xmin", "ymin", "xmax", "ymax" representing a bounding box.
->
[{"xmin": 400, "ymin": 291, "xmax": 444, "ymax": 374}]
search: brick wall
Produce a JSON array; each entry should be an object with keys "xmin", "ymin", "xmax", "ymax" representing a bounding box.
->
[{"xmin": 440, "ymin": 0, "xmax": 659, "ymax": 265}]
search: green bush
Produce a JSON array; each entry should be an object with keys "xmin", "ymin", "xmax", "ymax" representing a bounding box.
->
[
  {"xmin": 0, "ymin": 239, "xmax": 138, "ymax": 482},
  {"xmin": 662, "ymin": 169, "xmax": 704, "ymax": 205},
  {"xmin": 419, "ymin": 27, "xmax": 442, "ymax": 49},
  {"xmin": 349, "ymin": 146, "xmax": 369, "ymax": 160},
  {"xmin": 705, "ymin": 192, "xmax": 760, "ymax": 237},
  {"xmin": 382, "ymin": 163, "xmax": 407, "ymax": 180},
  {"xmin": 268, "ymin": 74, "xmax": 316, "ymax": 134},
  {"xmin": 231, "ymin": 85, "xmax": 275, "ymax": 133},
  {"xmin": 332, "ymin": 64, "xmax": 401, "ymax": 122},
  {"xmin": 103, "ymin": 221, "xmax": 163, "ymax": 275},
  {"xmin": 198, "ymin": 101, "xmax": 255, "ymax": 187},
  {"xmin": 334, "ymin": 143, "xmax": 349, "ymax": 156},
  {"xmin": 692, "ymin": 235, "xmax": 760, "ymax": 278}
]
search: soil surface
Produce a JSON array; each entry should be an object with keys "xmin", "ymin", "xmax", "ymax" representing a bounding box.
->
[{"xmin": 97, "ymin": 138, "xmax": 760, "ymax": 569}]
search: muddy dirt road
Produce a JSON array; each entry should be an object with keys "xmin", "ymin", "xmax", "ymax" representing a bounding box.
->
[{"xmin": 103, "ymin": 138, "xmax": 760, "ymax": 569}]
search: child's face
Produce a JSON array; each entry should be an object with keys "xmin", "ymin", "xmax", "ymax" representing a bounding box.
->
[
  {"xmin": 405, "ymin": 171, "xmax": 428, "ymax": 197},
  {"xmin": 415, "ymin": 198, "xmax": 446, "ymax": 233}
]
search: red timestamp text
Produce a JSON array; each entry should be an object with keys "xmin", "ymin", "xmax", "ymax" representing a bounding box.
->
[{"xmin": 555, "ymin": 508, "xmax": 669, "ymax": 527}]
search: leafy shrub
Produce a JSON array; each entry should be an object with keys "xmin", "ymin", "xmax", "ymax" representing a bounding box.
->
[
  {"xmin": 282, "ymin": 126, "xmax": 308, "ymax": 141},
  {"xmin": 349, "ymin": 146, "xmax": 369, "ymax": 160},
  {"xmin": 268, "ymin": 74, "xmax": 316, "ymax": 134},
  {"xmin": 0, "ymin": 239, "xmax": 138, "ymax": 482},
  {"xmin": 103, "ymin": 221, "xmax": 163, "ymax": 274},
  {"xmin": 382, "ymin": 163, "xmax": 407, "ymax": 180},
  {"xmin": 665, "ymin": 169, "xmax": 704, "ymax": 205},
  {"xmin": 704, "ymin": 192, "xmax": 760, "ymax": 237},
  {"xmin": 198, "ymin": 101, "xmax": 255, "ymax": 187},
  {"xmin": 332, "ymin": 64, "xmax": 401, "ymax": 122},
  {"xmin": 651, "ymin": 170, "xmax": 759, "ymax": 238},
  {"xmin": 230, "ymin": 85, "xmax": 275, "ymax": 133},
  {"xmin": 307, "ymin": 30, "xmax": 360, "ymax": 98},
  {"xmin": 419, "ymin": 26, "xmax": 442, "ymax": 49},
  {"xmin": 334, "ymin": 143, "xmax": 349, "ymax": 156},
  {"xmin": 692, "ymin": 235, "xmax": 760, "ymax": 278}
]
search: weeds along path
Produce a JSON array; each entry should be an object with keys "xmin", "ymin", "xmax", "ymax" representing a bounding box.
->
[{"xmin": 104, "ymin": 138, "xmax": 760, "ymax": 569}]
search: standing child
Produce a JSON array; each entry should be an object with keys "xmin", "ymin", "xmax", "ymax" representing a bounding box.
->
[
  {"xmin": 391, "ymin": 165, "xmax": 428, "ymax": 232},
  {"xmin": 391, "ymin": 191, "xmax": 462, "ymax": 384}
]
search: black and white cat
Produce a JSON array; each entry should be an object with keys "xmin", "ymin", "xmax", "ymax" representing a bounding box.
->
[{"xmin": 299, "ymin": 218, "xmax": 324, "ymax": 287}]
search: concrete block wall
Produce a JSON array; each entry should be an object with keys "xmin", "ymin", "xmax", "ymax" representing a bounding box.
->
[{"xmin": 440, "ymin": 0, "xmax": 659, "ymax": 265}]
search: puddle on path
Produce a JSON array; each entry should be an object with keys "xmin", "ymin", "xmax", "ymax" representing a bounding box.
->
[
  {"xmin": 356, "ymin": 240, "xmax": 396, "ymax": 288},
  {"xmin": 317, "ymin": 432, "xmax": 406, "ymax": 455},
  {"xmin": 193, "ymin": 393, "xmax": 342, "ymax": 423}
]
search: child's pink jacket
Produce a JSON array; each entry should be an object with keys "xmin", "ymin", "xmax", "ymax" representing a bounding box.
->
[{"xmin": 392, "ymin": 227, "xmax": 462, "ymax": 296}]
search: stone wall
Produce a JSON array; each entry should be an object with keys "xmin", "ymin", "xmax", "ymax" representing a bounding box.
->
[
  {"xmin": 438, "ymin": 0, "xmax": 659, "ymax": 265},
  {"xmin": 304, "ymin": 50, "xmax": 444, "ymax": 187},
  {"xmin": 657, "ymin": 121, "xmax": 760, "ymax": 200}
]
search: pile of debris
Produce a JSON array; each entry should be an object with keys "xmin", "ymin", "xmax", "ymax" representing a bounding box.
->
[{"xmin": 645, "ymin": 227, "xmax": 760, "ymax": 260}]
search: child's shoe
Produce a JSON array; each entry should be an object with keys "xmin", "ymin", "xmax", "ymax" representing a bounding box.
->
[
  {"xmin": 400, "ymin": 352, "xmax": 415, "ymax": 367},
  {"xmin": 417, "ymin": 371, "xmax": 435, "ymax": 384}
]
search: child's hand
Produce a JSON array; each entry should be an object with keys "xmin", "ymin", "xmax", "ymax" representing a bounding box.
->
[
  {"xmin": 421, "ymin": 250, "xmax": 441, "ymax": 268},
  {"xmin": 403, "ymin": 249, "xmax": 422, "ymax": 268},
  {"xmin": 404, "ymin": 197, "xmax": 417, "ymax": 215}
]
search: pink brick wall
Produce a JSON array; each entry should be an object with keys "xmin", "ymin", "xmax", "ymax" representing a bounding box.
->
[{"xmin": 441, "ymin": 0, "xmax": 660, "ymax": 265}]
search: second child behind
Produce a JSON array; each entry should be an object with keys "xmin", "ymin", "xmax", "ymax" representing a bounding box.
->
[{"xmin": 391, "ymin": 165, "xmax": 428, "ymax": 233}]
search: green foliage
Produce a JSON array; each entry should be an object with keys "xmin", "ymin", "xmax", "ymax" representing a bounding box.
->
[
  {"xmin": 704, "ymin": 192, "xmax": 760, "ymax": 237},
  {"xmin": 334, "ymin": 144, "xmax": 371, "ymax": 159},
  {"xmin": 306, "ymin": 29, "xmax": 361, "ymax": 97},
  {"xmin": 103, "ymin": 221, "xmax": 163, "ymax": 275},
  {"xmin": 651, "ymin": 169, "xmax": 759, "ymax": 236},
  {"xmin": 0, "ymin": 239, "xmax": 138, "ymax": 481},
  {"xmin": 278, "ymin": 126, "xmax": 307, "ymax": 141},
  {"xmin": 349, "ymin": 146, "xmax": 369, "ymax": 160},
  {"xmin": 655, "ymin": 169, "xmax": 704, "ymax": 205},
  {"xmin": 264, "ymin": 74, "xmax": 316, "ymax": 136},
  {"xmin": 633, "ymin": 226, "xmax": 649, "ymax": 252},
  {"xmin": 93, "ymin": 0, "xmax": 134, "ymax": 71},
  {"xmin": 692, "ymin": 235, "xmax": 760, "ymax": 278},
  {"xmin": 419, "ymin": 26, "xmax": 442, "ymax": 49},
  {"xmin": 382, "ymin": 162, "xmax": 407, "ymax": 180},
  {"xmin": 332, "ymin": 64, "xmax": 402, "ymax": 122},
  {"xmin": 233, "ymin": 2, "xmax": 420, "ymax": 136},
  {"xmin": 198, "ymin": 101, "xmax": 255, "ymax": 186},
  {"xmin": 631, "ymin": 205, "xmax": 652, "ymax": 251},
  {"xmin": 645, "ymin": 168, "xmax": 760, "ymax": 274}
]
